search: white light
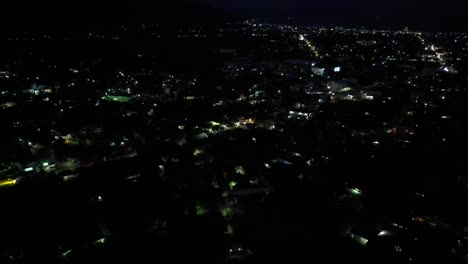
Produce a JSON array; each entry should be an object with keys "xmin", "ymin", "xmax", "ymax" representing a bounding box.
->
[
  {"xmin": 43, "ymin": 162, "xmax": 49, "ymax": 167},
  {"xmin": 378, "ymin": 230, "xmax": 390, "ymax": 236},
  {"xmin": 350, "ymin": 188, "xmax": 362, "ymax": 195}
]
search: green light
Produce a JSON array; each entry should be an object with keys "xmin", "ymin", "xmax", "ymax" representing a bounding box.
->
[
  {"xmin": 229, "ymin": 181, "xmax": 238, "ymax": 189},
  {"xmin": 221, "ymin": 207, "xmax": 232, "ymax": 218},
  {"xmin": 193, "ymin": 148, "xmax": 204, "ymax": 157},
  {"xmin": 24, "ymin": 167, "xmax": 34, "ymax": 172},
  {"xmin": 102, "ymin": 95, "xmax": 132, "ymax": 103},
  {"xmin": 225, "ymin": 224, "xmax": 234, "ymax": 235},
  {"xmin": 196, "ymin": 204, "xmax": 208, "ymax": 216},
  {"xmin": 43, "ymin": 162, "xmax": 49, "ymax": 167}
]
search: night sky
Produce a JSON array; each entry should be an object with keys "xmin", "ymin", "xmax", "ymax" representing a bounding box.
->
[
  {"xmin": 1, "ymin": 0, "xmax": 467, "ymax": 32},
  {"xmin": 199, "ymin": 0, "xmax": 467, "ymax": 32},
  {"xmin": 204, "ymin": 0, "xmax": 468, "ymax": 15}
]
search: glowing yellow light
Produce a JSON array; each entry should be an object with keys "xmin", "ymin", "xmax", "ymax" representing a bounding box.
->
[
  {"xmin": 210, "ymin": 121, "xmax": 221, "ymax": 126},
  {"xmin": 0, "ymin": 179, "xmax": 17, "ymax": 188}
]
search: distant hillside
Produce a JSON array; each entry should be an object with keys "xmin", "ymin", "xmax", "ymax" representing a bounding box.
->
[{"xmin": 226, "ymin": 2, "xmax": 467, "ymax": 32}]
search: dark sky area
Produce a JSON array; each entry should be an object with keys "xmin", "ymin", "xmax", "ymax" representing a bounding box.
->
[
  {"xmin": 1, "ymin": 0, "xmax": 466, "ymax": 32},
  {"xmin": 196, "ymin": 0, "xmax": 466, "ymax": 31},
  {"xmin": 196, "ymin": 0, "xmax": 454, "ymax": 10}
]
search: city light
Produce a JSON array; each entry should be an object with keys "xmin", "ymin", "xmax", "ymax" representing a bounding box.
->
[
  {"xmin": 0, "ymin": 179, "xmax": 17, "ymax": 187},
  {"xmin": 0, "ymin": 9, "xmax": 465, "ymax": 262}
]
